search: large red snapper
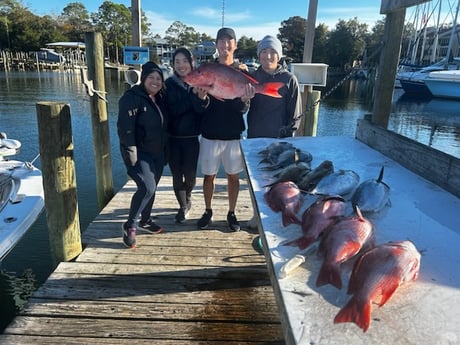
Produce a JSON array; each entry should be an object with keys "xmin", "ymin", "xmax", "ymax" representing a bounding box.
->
[
  {"xmin": 316, "ymin": 206, "xmax": 375, "ymax": 289},
  {"xmin": 284, "ymin": 195, "xmax": 347, "ymax": 250},
  {"xmin": 184, "ymin": 63, "xmax": 284, "ymax": 100},
  {"xmin": 264, "ymin": 181, "xmax": 302, "ymax": 226},
  {"xmin": 334, "ymin": 240, "xmax": 421, "ymax": 332}
]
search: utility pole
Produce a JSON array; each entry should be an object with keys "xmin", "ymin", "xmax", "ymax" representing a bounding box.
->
[{"xmin": 131, "ymin": 0, "xmax": 141, "ymax": 46}]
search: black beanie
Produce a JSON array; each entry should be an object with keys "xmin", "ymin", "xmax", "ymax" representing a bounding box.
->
[{"xmin": 141, "ymin": 61, "xmax": 164, "ymax": 84}]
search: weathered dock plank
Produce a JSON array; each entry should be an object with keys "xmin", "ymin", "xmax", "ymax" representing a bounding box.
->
[{"xmin": 0, "ymin": 176, "xmax": 285, "ymax": 344}]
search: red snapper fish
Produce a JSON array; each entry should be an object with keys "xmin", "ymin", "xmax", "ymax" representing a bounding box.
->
[
  {"xmin": 184, "ymin": 63, "xmax": 284, "ymax": 100},
  {"xmin": 284, "ymin": 195, "xmax": 347, "ymax": 250},
  {"xmin": 316, "ymin": 206, "xmax": 375, "ymax": 289},
  {"xmin": 334, "ymin": 240, "xmax": 421, "ymax": 332},
  {"xmin": 264, "ymin": 181, "xmax": 302, "ymax": 226}
]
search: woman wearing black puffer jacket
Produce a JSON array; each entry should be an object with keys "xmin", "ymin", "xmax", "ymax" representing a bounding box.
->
[
  {"xmin": 117, "ymin": 61, "xmax": 169, "ymax": 248},
  {"xmin": 165, "ymin": 48, "xmax": 209, "ymax": 224}
]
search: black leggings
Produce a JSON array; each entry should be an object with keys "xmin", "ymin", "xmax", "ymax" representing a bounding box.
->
[
  {"xmin": 168, "ymin": 137, "xmax": 199, "ymax": 209},
  {"xmin": 126, "ymin": 151, "xmax": 164, "ymax": 226}
]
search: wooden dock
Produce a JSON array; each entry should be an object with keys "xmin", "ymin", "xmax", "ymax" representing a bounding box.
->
[{"xmin": 0, "ymin": 176, "xmax": 285, "ymax": 344}]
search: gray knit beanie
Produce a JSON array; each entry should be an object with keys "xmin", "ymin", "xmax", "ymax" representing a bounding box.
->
[{"xmin": 257, "ymin": 35, "xmax": 283, "ymax": 57}]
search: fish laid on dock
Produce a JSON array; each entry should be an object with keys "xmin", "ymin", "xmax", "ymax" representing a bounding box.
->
[
  {"xmin": 316, "ymin": 206, "xmax": 375, "ymax": 289},
  {"xmin": 351, "ymin": 166, "xmax": 390, "ymax": 213},
  {"xmin": 310, "ymin": 169, "xmax": 360, "ymax": 197},
  {"xmin": 334, "ymin": 240, "xmax": 421, "ymax": 332},
  {"xmin": 297, "ymin": 160, "xmax": 334, "ymax": 191},
  {"xmin": 284, "ymin": 195, "xmax": 347, "ymax": 250},
  {"xmin": 264, "ymin": 181, "xmax": 302, "ymax": 226}
]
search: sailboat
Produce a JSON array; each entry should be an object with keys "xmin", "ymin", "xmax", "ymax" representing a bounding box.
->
[{"xmin": 397, "ymin": 0, "xmax": 460, "ymax": 96}]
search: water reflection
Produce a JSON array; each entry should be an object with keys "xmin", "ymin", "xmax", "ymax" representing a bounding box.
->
[{"xmin": 389, "ymin": 90, "xmax": 460, "ymax": 158}]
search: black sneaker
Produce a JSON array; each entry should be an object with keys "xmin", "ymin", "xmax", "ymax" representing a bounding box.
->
[
  {"xmin": 227, "ymin": 211, "xmax": 240, "ymax": 232},
  {"xmin": 138, "ymin": 218, "xmax": 163, "ymax": 234},
  {"xmin": 197, "ymin": 209, "xmax": 213, "ymax": 229},
  {"xmin": 122, "ymin": 222, "xmax": 136, "ymax": 248},
  {"xmin": 175, "ymin": 209, "xmax": 186, "ymax": 223}
]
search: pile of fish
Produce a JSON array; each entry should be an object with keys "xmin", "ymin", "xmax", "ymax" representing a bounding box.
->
[{"xmin": 257, "ymin": 141, "xmax": 421, "ymax": 332}]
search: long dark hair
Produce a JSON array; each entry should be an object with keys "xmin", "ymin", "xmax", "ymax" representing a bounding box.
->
[{"xmin": 172, "ymin": 47, "xmax": 194, "ymax": 69}]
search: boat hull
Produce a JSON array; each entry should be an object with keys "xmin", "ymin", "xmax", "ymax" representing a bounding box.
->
[
  {"xmin": 0, "ymin": 160, "xmax": 44, "ymax": 261},
  {"xmin": 424, "ymin": 70, "xmax": 460, "ymax": 100}
]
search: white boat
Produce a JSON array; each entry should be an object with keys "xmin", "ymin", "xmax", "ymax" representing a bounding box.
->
[
  {"xmin": 396, "ymin": 57, "xmax": 460, "ymax": 96},
  {"xmin": 424, "ymin": 70, "xmax": 460, "ymax": 99},
  {"xmin": 0, "ymin": 134, "xmax": 45, "ymax": 261}
]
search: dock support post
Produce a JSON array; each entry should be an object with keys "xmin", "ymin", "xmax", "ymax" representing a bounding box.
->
[
  {"xmin": 36, "ymin": 102, "xmax": 82, "ymax": 263},
  {"xmin": 301, "ymin": 89, "xmax": 320, "ymax": 136},
  {"xmin": 85, "ymin": 31, "xmax": 114, "ymax": 210},
  {"xmin": 371, "ymin": 8, "xmax": 406, "ymax": 128}
]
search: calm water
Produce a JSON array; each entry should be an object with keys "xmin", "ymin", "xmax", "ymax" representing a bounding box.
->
[{"xmin": 0, "ymin": 70, "xmax": 459, "ymax": 330}]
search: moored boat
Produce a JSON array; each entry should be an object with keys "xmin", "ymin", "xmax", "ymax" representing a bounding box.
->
[
  {"xmin": 396, "ymin": 57, "xmax": 460, "ymax": 97},
  {"xmin": 424, "ymin": 70, "xmax": 460, "ymax": 100},
  {"xmin": 0, "ymin": 134, "xmax": 45, "ymax": 261}
]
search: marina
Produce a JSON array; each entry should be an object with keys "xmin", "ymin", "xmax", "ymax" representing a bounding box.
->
[{"xmin": 1, "ymin": 0, "xmax": 459, "ymax": 342}]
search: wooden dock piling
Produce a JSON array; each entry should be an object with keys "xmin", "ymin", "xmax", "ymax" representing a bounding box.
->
[{"xmin": 36, "ymin": 102, "xmax": 82, "ymax": 264}]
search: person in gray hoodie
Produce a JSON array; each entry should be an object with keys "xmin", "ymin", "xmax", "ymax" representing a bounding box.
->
[
  {"xmin": 246, "ymin": 35, "xmax": 302, "ymax": 229},
  {"xmin": 246, "ymin": 35, "xmax": 302, "ymax": 138}
]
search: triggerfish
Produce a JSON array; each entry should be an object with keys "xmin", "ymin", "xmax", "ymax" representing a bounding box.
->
[
  {"xmin": 184, "ymin": 63, "xmax": 284, "ymax": 100},
  {"xmin": 334, "ymin": 240, "xmax": 421, "ymax": 332}
]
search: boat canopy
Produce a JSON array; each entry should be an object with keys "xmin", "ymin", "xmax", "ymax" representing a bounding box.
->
[{"xmin": 45, "ymin": 42, "xmax": 86, "ymax": 49}]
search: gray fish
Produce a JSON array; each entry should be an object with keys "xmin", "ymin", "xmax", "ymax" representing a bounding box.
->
[
  {"xmin": 351, "ymin": 166, "xmax": 390, "ymax": 213},
  {"xmin": 297, "ymin": 160, "xmax": 334, "ymax": 191},
  {"xmin": 264, "ymin": 161, "xmax": 311, "ymax": 187},
  {"xmin": 259, "ymin": 148, "xmax": 313, "ymax": 171},
  {"xmin": 310, "ymin": 169, "xmax": 360, "ymax": 196},
  {"xmin": 258, "ymin": 141, "xmax": 294, "ymax": 157}
]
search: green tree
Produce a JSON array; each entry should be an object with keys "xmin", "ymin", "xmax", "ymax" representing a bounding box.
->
[
  {"xmin": 278, "ymin": 16, "xmax": 306, "ymax": 62},
  {"xmin": 59, "ymin": 2, "xmax": 93, "ymax": 42},
  {"xmin": 236, "ymin": 35, "xmax": 257, "ymax": 60},
  {"xmin": 165, "ymin": 20, "xmax": 200, "ymax": 48},
  {"xmin": 325, "ymin": 17, "xmax": 369, "ymax": 69},
  {"xmin": 91, "ymin": 1, "xmax": 131, "ymax": 63},
  {"xmin": 312, "ymin": 23, "xmax": 329, "ymax": 63}
]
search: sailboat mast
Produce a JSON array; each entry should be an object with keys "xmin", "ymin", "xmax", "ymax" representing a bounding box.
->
[{"xmin": 444, "ymin": 0, "xmax": 460, "ymax": 66}]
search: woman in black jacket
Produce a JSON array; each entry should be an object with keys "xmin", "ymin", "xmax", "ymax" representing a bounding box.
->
[
  {"xmin": 117, "ymin": 61, "xmax": 168, "ymax": 248},
  {"xmin": 165, "ymin": 48, "xmax": 209, "ymax": 223}
]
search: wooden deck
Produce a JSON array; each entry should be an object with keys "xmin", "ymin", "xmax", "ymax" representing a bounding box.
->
[{"xmin": 0, "ymin": 176, "xmax": 285, "ymax": 344}]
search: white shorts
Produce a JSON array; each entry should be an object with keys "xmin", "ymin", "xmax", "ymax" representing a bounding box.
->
[{"xmin": 199, "ymin": 137, "xmax": 244, "ymax": 175}]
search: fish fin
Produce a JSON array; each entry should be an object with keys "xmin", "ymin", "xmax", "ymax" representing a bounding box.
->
[
  {"xmin": 255, "ymin": 82, "xmax": 284, "ymax": 98},
  {"xmin": 334, "ymin": 297, "xmax": 371, "ymax": 332},
  {"xmin": 316, "ymin": 262, "xmax": 342, "ymax": 289},
  {"xmin": 377, "ymin": 283, "xmax": 400, "ymax": 307},
  {"xmin": 283, "ymin": 236, "xmax": 315, "ymax": 250},
  {"xmin": 282, "ymin": 212, "xmax": 302, "ymax": 227}
]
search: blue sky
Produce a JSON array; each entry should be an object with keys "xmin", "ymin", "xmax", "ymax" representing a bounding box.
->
[{"xmin": 23, "ymin": 0, "xmax": 388, "ymax": 40}]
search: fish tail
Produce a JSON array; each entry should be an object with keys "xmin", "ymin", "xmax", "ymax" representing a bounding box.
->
[
  {"xmin": 334, "ymin": 298, "xmax": 371, "ymax": 332},
  {"xmin": 255, "ymin": 82, "xmax": 284, "ymax": 98},
  {"xmin": 316, "ymin": 262, "xmax": 342, "ymax": 289}
]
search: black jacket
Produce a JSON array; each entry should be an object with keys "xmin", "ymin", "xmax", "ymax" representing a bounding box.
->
[
  {"xmin": 117, "ymin": 85, "xmax": 168, "ymax": 167},
  {"xmin": 164, "ymin": 74, "xmax": 209, "ymax": 137}
]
